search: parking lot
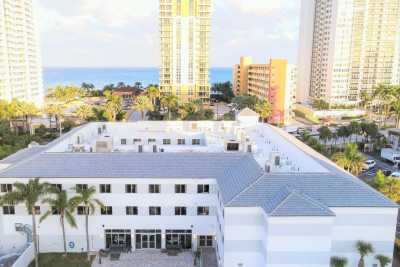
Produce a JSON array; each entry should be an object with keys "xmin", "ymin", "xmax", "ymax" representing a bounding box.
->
[{"xmin": 359, "ymin": 153, "xmax": 400, "ymax": 180}]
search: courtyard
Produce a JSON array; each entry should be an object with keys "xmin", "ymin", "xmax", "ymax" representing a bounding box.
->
[{"xmin": 91, "ymin": 250, "xmax": 195, "ymax": 267}]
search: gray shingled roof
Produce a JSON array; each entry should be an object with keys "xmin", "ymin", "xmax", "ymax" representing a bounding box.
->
[
  {"xmin": 0, "ymin": 146, "xmax": 47, "ymax": 164},
  {"xmin": 0, "ymin": 152, "xmax": 264, "ymax": 203}
]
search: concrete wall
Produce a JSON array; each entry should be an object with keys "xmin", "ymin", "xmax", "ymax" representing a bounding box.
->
[{"xmin": 11, "ymin": 244, "xmax": 34, "ymax": 267}]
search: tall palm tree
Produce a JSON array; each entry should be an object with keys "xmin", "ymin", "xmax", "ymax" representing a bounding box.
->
[
  {"xmin": 254, "ymin": 100, "xmax": 272, "ymax": 122},
  {"xmin": 161, "ymin": 94, "xmax": 179, "ymax": 120},
  {"xmin": 179, "ymin": 101, "xmax": 201, "ymax": 120},
  {"xmin": 40, "ymin": 190, "xmax": 77, "ymax": 256},
  {"xmin": 133, "ymin": 95, "xmax": 154, "ymax": 120},
  {"xmin": 375, "ymin": 254, "xmax": 391, "ymax": 267},
  {"xmin": 70, "ymin": 186, "xmax": 104, "ymax": 261},
  {"xmin": 332, "ymin": 143, "xmax": 365, "ymax": 175},
  {"xmin": 146, "ymin": 86, "xmax": 160, "ymax": 107},
  {"xmin": 103, "ymin": 91, "xmax": 122, "ymax": 122},
  {"xmin": 330, "ymin": 256, "xmax": 348, "ymax": 267},
  {"xmin": 355, "ymin": 241, "xmax": 374, "ymax": 267},
  {"xmin": 75, "ymin": 104, "xmax": 94, "ymax": 122},
  {"xmin": 0, "ymin": 178, "xmax": 52, "ymax": 267}
]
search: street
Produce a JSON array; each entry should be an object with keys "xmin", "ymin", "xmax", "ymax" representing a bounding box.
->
[{"xmin": 360, "ymin": 153, "xmax": 399, "ymax": 179}]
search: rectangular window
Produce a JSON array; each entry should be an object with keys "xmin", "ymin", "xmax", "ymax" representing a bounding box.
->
[
  {"xmin": 0, "ymin": 184, "xmax": 12, "ymax": 193},
  {"xmin": 149, "ymin": 184, "xmax": 160, "ymax": 193},
  {"xmin": 197, "ymin": 207, "xmax": 209, "ymax": 216},
  {"xmin": 163, "ymin": 139, "xmax": 171, "ymax": 145},
  {"xmin": 77, "ymin": 206, "xmax": 88, "ymax": 215},
  {"xmin": 175, "ymin": 184, "xmax": 186, "ymax": 194},
  {"xmin": 149, "ymin": 206, "xmax": 161, "ymax": 215},
  {"xmin": 76, "ymin": 184, "xmax": 88, "ymax": 192},
  {"xmin": 51, "ymin": 184, "xmax": 62, "ymax": 192},
  {"xmin": 199, "ymin": 235, "xmax": 213, "ymax": 247},
  {"xmin": 3, "ymin": 206, "xmax": 15, "ymax": 215},
  {"xmin": 126, "ymin": 206, "xmax": 138, "ymax": 215},
  {"xmin": 148, "ymin": 138, "xmax": 156, "ymax": 144},
  {"xmin": 197, "ymin": 184, "xmax": 210, "ymax": 194},
  {"xmin": 192, "ymin": 139, "xmax": 200, "ymax": 145},
  {"xmin": 121, "ymin": 139, "xmax": 127, "ymax": 145},
  {"xmin": 101, "ymin": 206, "xmax": 113, "ymax": 215},
  {"xmin": 133, "ymin": 138, "xmax": 142, "ymax": 144},
  {"xmin": 28, "ymin": 206, "xmax": 41, "ymax": 215},
  {"xmin": 175, "ymin": 206, "xmax": 187, "ymax": 216},
  {"xmin": 125, "ymin": 184, "xmax": 137, "ymax": 193},
  {"xmin": 100, "ymin": 184, "xmax": 111, "ymax": 193},
  {"xmin": 177, "ymin": 139, "xmax": 185, "ymax": 145},
  {"xmin": 227, "ymin": 143, "xmax": 239, "ymax": 151},
  {"xmin": 52, "ymin": 207, "xmax": 61, "ymax": 215}
]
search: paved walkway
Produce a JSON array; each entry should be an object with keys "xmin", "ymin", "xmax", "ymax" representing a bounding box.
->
[
  {"xmin": 200, "ymin": 248, "xmax": 218, "ymax": 267},
  {"xmin": 92, "ymin": 250, "xmax": 195, "ymax": 267}
]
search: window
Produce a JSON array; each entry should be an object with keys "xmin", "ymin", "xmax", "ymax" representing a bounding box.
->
[
  {"xmin": 175, "ymin": 207, "xmax": 187, "ymax": 216},
  {"xmin": 76, "ymin": 184, "xmax": 88, "ymax": 192},
  {"xmin": 52, "ymin": 207, "xmax": 61, "ymax": 215},
  {"xmin": 148, "ymin": 138, "xmax": 156, "ymax": 144},
  {"xmin": 125, "ymin": 184, "xmax": 137, "ymax": 193},
  {"xmin": 28, "ymin": 206, "xmax": 41, "ymax": 215},
  {"xmin": 175, "ymin": 184, "xmax": 186, "ymax": 194},
  {"xmin": 197, "ymin": 184, "xmax": 210, "ymax": 194},
  {"xmin": 197, "ymin": 207, "xmax": 209, "ymax": 216},
  {"xmin": 0, "ymin": 184, "xmax": 12, "ymax": 193},
  {"xmin": 51, "ymin": 184, "xmax": 62, "ymax": 192},
  {"xmin": 101, "ymin": 206, "xmax": 113, "ymax": 215},
  {"xmin": 149, "ymin": 184, "xmax": 160, "ymax": 193},
  {"xmin": 192, "ymin": 139, "xmax": 200, "ymax": 145},
  {"xmin": 227, "ymin": 143, "xmax": 239, "ymax": 151},
  {"xmin": 163, "ymin": 139, "xmax": 171, "ymax": 145},
  {"xmin": 121, "ymin": 139, "xmax": 127, "ymax": 145},
  {"xmin": 149, "ymin": 206, "xmax": 161, "ymax": 215},
  {"xmin": 133, "ymin": 138, "xmax": 142, "ymax": 144},
  {"xmin": 100, "ymin": 184, "xmax": 111, "ymax": 193},
  {"xmin": 199, "ymin": 236, "xmax": 213, "ymax": 247},
  {"xmin": 177, "ymin": 139, "xmax": 185, "ymax": 145},
  {"xmin": 3, "ymin": 206, "xmax": 15, "ymax": 215},
  {"xmin": 126, "ymin": 206, "xmax": 138, "ymax": 215},
  {"xmin": 77, "ymin": 206, "xmax": 88, "ymax": 215}
]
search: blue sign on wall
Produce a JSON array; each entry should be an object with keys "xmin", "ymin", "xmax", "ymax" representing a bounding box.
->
[{"xmin": 68, "ymin": 241, "xmax": 75, "ymax": 249}]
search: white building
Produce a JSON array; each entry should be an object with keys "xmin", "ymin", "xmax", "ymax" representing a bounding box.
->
[
  {"xmin": 0, "ymin": 0, "xmax": 44, "ymax": 106},
  {"xmin": 0, "ymin": 110, "xmax": 397, "ymax": 267},
  {"xmin": 297, "ymin": 0, "xmax": 400, "ymax": 105}
]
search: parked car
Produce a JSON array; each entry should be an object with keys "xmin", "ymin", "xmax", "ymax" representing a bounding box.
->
[
  {"xmin": 381, "ymin": 169, "xmax": 393, "ymax": 177},
  {"xmin": 390, "ymin": 172, "xmax": 400, "ymax": 178},
  {"xmin": 363, "ymin": 160, "xmax": 376, "ymax": 171}
]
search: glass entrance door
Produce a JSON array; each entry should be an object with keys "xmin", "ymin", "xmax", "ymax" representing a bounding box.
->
[
  {"xmin": 105, "ymin": 229, "xmax": 132, "ymax": 249},
  {"xmin": 135, "ymin": 230, "xmax": 161, "ymax": 249},
  {"xmin": 166, "ymin": 230, "xmax": 192, "ymax": 249}
]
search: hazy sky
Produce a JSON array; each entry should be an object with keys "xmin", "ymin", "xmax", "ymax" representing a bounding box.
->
[{"xmin": 38, "ymin": 0, "xmax": 300, "ymax": 68}]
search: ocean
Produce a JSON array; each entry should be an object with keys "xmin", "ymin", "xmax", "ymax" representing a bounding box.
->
[{"xmin": 43, "ymin": 67, "xmax": 232, "ymax": 90}]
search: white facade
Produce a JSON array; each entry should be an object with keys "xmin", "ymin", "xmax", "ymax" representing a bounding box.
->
[
  {"xmin": 0, "ymin": 112, "xmax": 397, "ymax": 267},
  {"xmin": 0, "ymin": 0, "xmax": 44, "ymax": 106},
  {"xmin": 298, "ymin": 0, "xmax": 400, "ymax": 105}
]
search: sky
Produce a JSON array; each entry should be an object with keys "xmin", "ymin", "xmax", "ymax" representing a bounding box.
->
[{"xmin": 37, "ymin": 0, "xmax": 301, "ymax": 68}]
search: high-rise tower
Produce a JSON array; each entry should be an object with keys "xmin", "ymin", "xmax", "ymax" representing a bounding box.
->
[
  {"xmin": 0, "ymin": 0, "xmax": 44, "ymax": 106},
  {"xmin": 159, "ymin": 0, "xmax": 211, "ymax": 103},
  {"xmin": 297, "ymin": 0, "xmax": 400, "ymax": 105}
]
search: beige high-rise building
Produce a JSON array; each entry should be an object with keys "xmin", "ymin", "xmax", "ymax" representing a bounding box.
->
[
  {"xmin": 0, "ymin": 0, "xmax": 44, "ymax": 106},
  {"xmin": 298, "ymin": 0, "xmax": 400, "ymax": 105},
  {"xmin": 159, "ymin": 0, "xmax": 211, "ymax": 103}
]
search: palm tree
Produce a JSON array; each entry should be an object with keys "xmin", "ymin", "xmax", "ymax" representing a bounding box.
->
[
  {"xmin": 103, "ymin": 91, "xmax": 122, "ymax": 122},
  {"xmin": 133, "ymin": 95, "xmax": 154, "ymax": 120},
  {"xmin": 355, "ymin": 241, "xmax": 374, "ymax": 267},
  {"xmin": 70, "ymin": 186, "xmax": 104, "ymax": 261},
  {"xmin": 75, "ymin": 105, "xmax": 94, "ymax": 122},
  {"xmin": 254, "ymin": 100, "xmax": 272, "ymax": 122},
  {"xmin": 332, "ymin": 143, "xmax": 365, "ymax": 175},
  {"xmin": 161, "ymin": 94, "xmax": 179, "ymax": 120},
  {"xmin": 40, "ymin": 190, "xmax": 77, "ymax": 256},
  {"xmin": 0, "ymin": 178, "xmax": 52, "ymax": 267},
  {"xmin": 330, "ymin": 256, "xmax": 348, "ymax": 267},
  {"xmin": 146, "ymin": 86, "xmax": 160, "ymax": 107},
  {"xmin": 375, "ymin": 254, "xmax": 391, "ymax": 267},
  {"xmin": 318, "ymin": 126, "xmax": 333, "ymax": 147},
  {"xmin": 179, "ymin": 101, "xmax": 201, "ymax": 120}
]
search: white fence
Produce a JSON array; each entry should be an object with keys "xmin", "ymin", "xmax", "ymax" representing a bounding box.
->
[{"xmin": 11, "ymin": 244, "xmax": 34, "ymax": 267}]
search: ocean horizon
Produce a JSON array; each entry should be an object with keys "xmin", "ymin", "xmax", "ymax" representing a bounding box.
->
[{"xmin": 43, "ymin": 67, "xmax": 233, "ymax": 90}]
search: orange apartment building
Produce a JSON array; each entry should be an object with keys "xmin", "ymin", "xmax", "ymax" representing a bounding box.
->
[{"xmin": 233, "ymin": 57, "xmax": 297, "ymax": 125}]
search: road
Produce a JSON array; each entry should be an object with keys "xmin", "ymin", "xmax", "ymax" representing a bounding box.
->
[{"xmin": 360, "ymin": 153, "xmax": 399, "ymax": 179}]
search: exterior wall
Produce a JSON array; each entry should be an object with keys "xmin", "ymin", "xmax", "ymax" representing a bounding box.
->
[
  {"xmin": 159, "ymin": 0, "xmax": 212, "ymax": 103},
  {"xmin": 224, "ymin": 207, "xmax": 267, "ymax": 267},
  {"xmin": 11, "ymin": 244, "xmax": 34, "ymax": 267},
  {"xmin": 0, "ymin": 178, "xmax": 221, "ymax": 253},
  {"xmin": 0, "ymin": 0, "xmax": 44, "ymax": 106},
  {"xmin": 265, "ymin": 216, "xmax": 334, "ymax": 267},
  {"xmin": 330, "ymin": 207, "xmax": 398, "ymax": 267}
]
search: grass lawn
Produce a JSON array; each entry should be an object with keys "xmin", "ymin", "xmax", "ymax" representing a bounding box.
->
[{"xmin": 28, "ymin": 253, "xmax": 94, "ymax": 267}]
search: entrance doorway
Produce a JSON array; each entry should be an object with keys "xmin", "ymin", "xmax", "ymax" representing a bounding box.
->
[
  {"xmin": 105, "ymin": 229, "xmax": 132, "ymax": 249},
  {"xmin": 166, "ymin": 230, "xmax": 192, "ymax": 249},
  {"xmin": 135, "ymin": 229, "xmax": 162, "ymax": 249}
]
